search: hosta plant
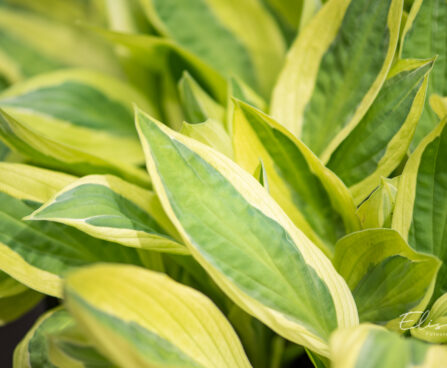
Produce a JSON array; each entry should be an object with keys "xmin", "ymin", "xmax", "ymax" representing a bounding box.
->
[{"xmin": 0, "ymin": 0, "xmax": 446, "ymax": 367}]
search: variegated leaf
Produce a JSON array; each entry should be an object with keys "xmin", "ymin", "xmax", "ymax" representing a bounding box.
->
[
  {"xmin": 0, "ymin": 109, "xmax": 150, "ymax": 187},
  {"xmin": 272, "ymin": 0, "xmax": 402, "ymax": 160},
  {"xmin": 233, "ymin": 101, "xmax": 359, "ymax": 257},
  {"xmin": 139, "ymin": 0, "xmax": 286, "ymax": 97},
  {"xmin": 136, "ymin": 107, "xmax": 358, "ymax": 356},
  {"xmin": 334, "ymin": 229, "xmax": 440, "ymax": 328},
  {"xmin": 0, "ymin": 163, "xmax": 144, "ymax": 297},
  {"xmin": 330, "ymin": 324, "xmax": 447, "ymax": 368},
  {"xmin": 326, "ymin": 58, "xmax": 433, "ymax": 203},
  {"xmin": 392, "ymin": 118, "xmax": 447, "ymax": 295},
  {"xmin": 0, "ymin": 69, "xmax": 156, "ymax": 165},
  {"xmin": 400, "ymin": 0, "xmax": 447, "ymax": 148},
  {"xmin": 28, "ymin": 175, "xmax": 186, "ymax": 254},
  {"xmin": 64, "ymin": 264, "xmax": 252, "ymax": 368}
]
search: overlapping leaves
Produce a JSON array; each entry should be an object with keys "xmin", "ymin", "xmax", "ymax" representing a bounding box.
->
[{"xmin": 0, "ymin": 0, "xmax": 447, "ymax": 367}]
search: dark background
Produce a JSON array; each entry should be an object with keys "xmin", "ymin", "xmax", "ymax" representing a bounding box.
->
[{"xmin": 0, "ymin": 301, "xmax": 46, "ymax": 367}]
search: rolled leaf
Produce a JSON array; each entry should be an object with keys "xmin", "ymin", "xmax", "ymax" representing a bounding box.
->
[
  {"xmin": 326, "ymin": 58, "xmax": 433, "ymax": 202},
  {"xmin": 400, "ymin": 0, "xmax": 447, "ymax": 147},
  {"xmin": 392, "ymin": 118, "xmax": 447, "ymax": 294},
  {"xmin": 233, "ymin": 101, "xmax": 359, "ymax": 257},
  {"xmin": 28, "ymin": 175, "xmax": 186, "ymax": 254},
  {"xmin": 330, "ymin": 324, "xmax": 447, "ymax": 368},
  {"xmin": 64, "ymin": 264, "xmax": 252, "ymax": 368},
  {"xmin": 356, "ymin": 177, "xmax": 399, "ymax": 229},
  {"xmin": 0, "ymin": 69, "xmax": 156, "ymax": 165},
  {"xmin": 253, "ymin": 160, "xmax": 269, "ymax": 192},
  {"xmin": 0, "ymin": 109, "xmax": 150, "ymax": 187},
  {"xmin": 136, "ymin": 107, "xmax": 358, "ymax": 356},
  {"xmin": 139, "ymin": 0, "xmax": 285, "ymax": 97},
  {"xmin": 271, "ymin": 0, "xmax": 402, "ymax": 159},
  {"xmin": 178, "ymin": 72, "xmax": 225, "ymax": 124},
  {"xmin": 334, "ymin": 229, "xmax": 440, "ymax": 327}
]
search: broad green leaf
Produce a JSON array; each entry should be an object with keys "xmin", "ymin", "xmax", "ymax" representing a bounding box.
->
[
  {"xmin": 14, "ymin": 307, "xmax": 112, "ymax": 368},
  {"xmin": 400, "ymin": 0, "xmax": 447, "ymax": 148},
  {"xmin": 0, "ymin": 4, "xmax": 119, "ymax": 84},
  {"xmin": 0, "ymin": 69, "xmax": 156, "ymax": 165},
  {"xmin": 326, "ymin": 58, "xmax": 433, "ymax": 203},
  {"xmin": 430, "ymin": 94, "xmax": 447, "ymax": 119},
  {"xmin": 136, "ymin": 107, "xmax": 358, "ymax": 357},
  {"xmin": 233, "ymin": 101, "xmax": 359, "ymax": 257},
  {"xmin": 139, "ymin": 0, "xmax": 285, "ymax": 97},
  {"xmin": 271, "ymin": 0, "xmax": 402, "ymax": 159},
  {"xmin": 0, "ymin": 109, "xmax": 150, "ymax": 188},
  {"xmin": 411, "ymin": 293, "xmax": 447, "ymax": 343},
  {"xmin": 330, "ymin": 324, "xmax": 447, "ymax": 368},
  {"xmin": 28, "ymin": 175, "xmax": 186, "ymax": 254},
  {"xmin": 0, "ymin": 165, "xmax": 144, "ymax": 297},
  {"xmin": 334, "ymin": 229, "xmax": 440, "ymax": 327},
  {"xmin": 179, "ymin": 72, "xmax": 225, "ymax": 124},
  {"xmin": 357, "ymin": 177, "xmax": 399, "ymax": 229},
  {"xmin": 65, "ymin": 264, "xmax": 252, "ymax": 368},
  {"xmin": 392, "ymin": 118, "xmax": 447, "ymax": 294},
  {"xmin": 181, "ymin": 119, "xmax": 233, "ymax": 159}
]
